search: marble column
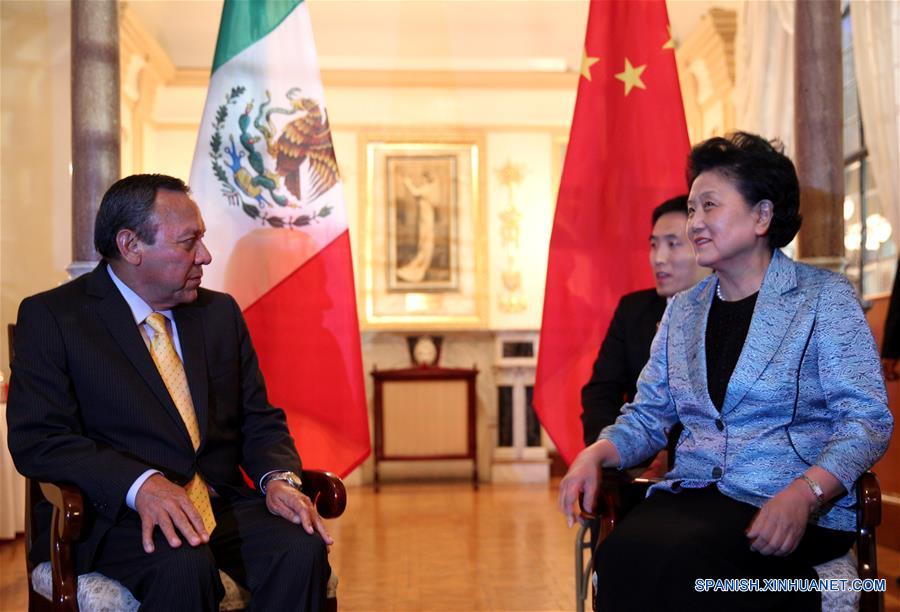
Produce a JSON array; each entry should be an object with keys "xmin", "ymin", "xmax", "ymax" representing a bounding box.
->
[
  {"xmin": 794, "ymin": 0, "xmax": 844, "ymax": 272},
  {"xmin": 69, "ymin": 0, "xmax": 120, "ymax": 278}
]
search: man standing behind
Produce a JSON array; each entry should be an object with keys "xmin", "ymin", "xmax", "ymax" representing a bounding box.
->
[
  {"xmin": 8, "ymin": 174, "xmax": 332, "ymax": 610},
  {"xmin": 581, "ymin": 196, "xmax": 704, "ymax": 445}
]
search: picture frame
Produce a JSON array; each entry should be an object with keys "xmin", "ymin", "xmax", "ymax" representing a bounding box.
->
[{"xmin": 360, "ymin": 134, "xmax": 486, "ymax": 329}]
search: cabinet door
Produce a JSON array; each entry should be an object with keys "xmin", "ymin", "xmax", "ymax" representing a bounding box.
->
[{"xmin": 382, "ymin": 379, "xmax": 469, "ymax": 457}]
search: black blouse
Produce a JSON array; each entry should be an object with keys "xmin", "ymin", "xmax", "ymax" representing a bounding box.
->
[{"xmin": 705, "ymin": 288, "xmax": 759, "ymax": 411}]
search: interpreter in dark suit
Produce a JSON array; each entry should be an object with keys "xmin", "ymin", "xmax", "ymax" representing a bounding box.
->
[
  {"xmin": 7, "ymin": 174, "xmax": 332, "ymax": 611},
  {"xmin": 579, "ymin": 197, "xmax": 704, "ymax": 563},
  {"xmin": 881, "ymin": 259, "xmax": 900, "ymax": 381},
  {"xmin": 581, "ymin": 195, "xmax": 705, "ymax": 446}
]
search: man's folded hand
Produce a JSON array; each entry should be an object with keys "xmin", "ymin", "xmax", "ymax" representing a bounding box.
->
[{"xmin": 134, "ymin": 473, "xmax": 209, "ymax": 553}]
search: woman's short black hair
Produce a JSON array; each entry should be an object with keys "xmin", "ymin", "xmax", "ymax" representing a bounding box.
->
[
  {"xmin": 93, "ymin": 174, "xmax": 190, "ymax": 259},
  {"xmin": 686, "ymin": 132, "xmax": 801, "ymax": 249}
]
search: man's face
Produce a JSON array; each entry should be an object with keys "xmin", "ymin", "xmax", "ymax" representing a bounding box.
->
[
  {"xmin": 649, "ymin": 211, "xmax": 700, "ymax": 297},
  {"xmin": 135, "ymin": 189, "xmax": 211, "ymax": 310}
]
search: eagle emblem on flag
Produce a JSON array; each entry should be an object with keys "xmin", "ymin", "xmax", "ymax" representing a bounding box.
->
[{"xmin": 209, "ymin": 86, "xmax": 338, "ymax": 229}]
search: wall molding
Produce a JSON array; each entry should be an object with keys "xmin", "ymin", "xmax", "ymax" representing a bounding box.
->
[{"xmin": 172, "ymin": 67, "xmax": 578, "ymax": 90}]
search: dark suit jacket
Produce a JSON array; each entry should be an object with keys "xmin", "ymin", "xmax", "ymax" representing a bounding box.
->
[
  {"xmin": 883, "ymin": 258, "xmax": 900, "ymax": 359},
  {"xmin": 7, "ymin": 262, "xmax": 302, "ymax": 572},
  {"xmin": 580, "ymin": 288, "xmax": 666, "ymax": 445}
]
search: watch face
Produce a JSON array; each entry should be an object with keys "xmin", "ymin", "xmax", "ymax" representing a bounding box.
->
[
  {"xmin": 274, "ymin": 472, "xmax": 302, "ymax": 490},
  {"xmin": 413, "ymin": 337, "xmax": 438, "ymax": 365}
]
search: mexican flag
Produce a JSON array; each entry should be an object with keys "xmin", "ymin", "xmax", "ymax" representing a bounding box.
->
[
  {"xmin": 534, "ymin": 0, "xmax": 690, "ymax": 465},
  {"xmin": 189, "ymin": 0, "xmax": 370, "ymax": 477}
]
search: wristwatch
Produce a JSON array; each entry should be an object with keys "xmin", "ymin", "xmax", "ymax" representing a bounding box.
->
[
  {"xmin": 800, "ymin": 474, "xmax": 825, "ymax": 510},
  {"xmin": 261, "ymin": 471, "xmax": 303, "ymax": 495}
]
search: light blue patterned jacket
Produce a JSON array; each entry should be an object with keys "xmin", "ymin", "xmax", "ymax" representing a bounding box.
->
[{"xmin": 599, "ymin": 249, "xmax": 894, "ymax": 531}]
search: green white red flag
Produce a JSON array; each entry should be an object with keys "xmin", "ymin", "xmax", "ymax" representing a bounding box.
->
[
  {"xmin": 189, "ymin": 0, "xmax": 370, "ymax": 477},
  {"xmin": 534, "ymin": 0, "xmax": 691, "ymax": 465}
]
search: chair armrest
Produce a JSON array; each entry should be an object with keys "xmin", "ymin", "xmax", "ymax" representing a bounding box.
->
[
  {"xmin": 301, "ymin": 470, "xmax": 347, "ymax": 519},
  {"xmin": 578, "ymin": 469, "xmax": 627, "ymax": 521},
  {"xmin": 578, "ymin": 469, "xmax": 655, "ymax": 521},
  {"xmin": 37, "ymin": 481, "xmax": 84, "ymax": 612},
  {"xmin": 857, "ymin": 471, "xmax": 881, "ymax": 529},
  {"xmin": 855, "ymin": 471, "xmax": 881, "ymax": 587},
  {"xmin": 39, "ymin": 482, "xmax": 85, "ymax": 542}
]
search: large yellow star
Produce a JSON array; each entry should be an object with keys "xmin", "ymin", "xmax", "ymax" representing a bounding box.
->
[
  {"xmin": 580, "ymin": 48, "xmax": 600, "ymax": 81},
  {"xmin": 662, "ymin": 25, "xmax": 675, "ymax": 50},
  {"xmin": 614, "ymin": 58, "xmax": 647, "ymax": 96}
]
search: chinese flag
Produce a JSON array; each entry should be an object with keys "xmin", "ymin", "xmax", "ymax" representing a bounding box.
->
[{"xmin": 534, "ymin": 0, "xmax": 690, "ymax": 465}]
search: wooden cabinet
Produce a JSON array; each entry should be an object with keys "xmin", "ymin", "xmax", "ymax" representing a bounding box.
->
[{"xmin": 371, "ymin": 366, "xmax": 478, "ymax": 491}]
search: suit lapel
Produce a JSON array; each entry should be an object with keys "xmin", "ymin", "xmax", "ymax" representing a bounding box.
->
[
  {"xmin": 88, "ymin": 264, "xmax": 195, "ymax": 449},
  {"xmin": 173, "ymin": 305, "xmax": 209, "ymax": 448},
  {"xmin": 648, "ymin": 292, "xmax": 666, "ymax": 338},
  {"xmin": 636, "ymin": 292, "xmax": 666, "ymax": 355},
  {"xmin": 675, "ymin": 277, "xmax": 717, "ymax": 415},
  {"xmin": 721, "ymin": 251, "xmax": 802, "ymax": 414}
]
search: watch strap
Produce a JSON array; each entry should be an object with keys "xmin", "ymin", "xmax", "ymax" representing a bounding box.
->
[
  {"xmin": 261, "ymin": 471, "xmax": 303, "ymax": 495},
  {"xmin": 800, "ymin": 474, "xmax": 825, "ymax": 507}
]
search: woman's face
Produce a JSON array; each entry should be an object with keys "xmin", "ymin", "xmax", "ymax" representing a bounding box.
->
[{"xmin": 687, "ymin": 170, "xmax": 771, "ymax": 270}]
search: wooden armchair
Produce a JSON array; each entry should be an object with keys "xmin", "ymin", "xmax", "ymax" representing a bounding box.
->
[
  {"xmin": 576, "ymin": 470, "xmax": 884, "ymax": 612},
  {"xmin": 25, "ymin": 470, "xmax": 347, "ymax": 612}
]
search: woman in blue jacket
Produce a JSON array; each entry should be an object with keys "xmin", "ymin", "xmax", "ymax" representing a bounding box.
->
[{"xmin": 559, "ymin": 132, "xmax": 894, "ymax": 611}]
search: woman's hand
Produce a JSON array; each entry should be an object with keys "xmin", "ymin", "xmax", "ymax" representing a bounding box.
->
[
  {"xmin": 558, "ymin": 440, "xmax": 620, "ymax": 528},
  {"xmin": 745, "ymin": 479, "xmax": 817, "ymax": 556}
]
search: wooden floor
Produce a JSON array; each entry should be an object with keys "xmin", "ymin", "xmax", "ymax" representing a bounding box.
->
[{"xmin": 1, "ymin": 481, "xmax": 899, "ymax": 611}]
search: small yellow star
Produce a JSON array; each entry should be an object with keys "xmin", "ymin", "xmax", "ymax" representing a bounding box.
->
[
  {"xmin": 614, "ymin": 57, "xmax": 647, "ymax": 96},
  {"xmin": 580, "ymin": 48, "xmax": 600, "ymax": 81},
  {"xmin": 662, "ymin": 25, "xmax": 675, "ymax": 50}
]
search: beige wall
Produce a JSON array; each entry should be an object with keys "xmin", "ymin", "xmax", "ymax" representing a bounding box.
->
[
  {"xmin": 146, "ymin": 75, "xmax": 577, "ymax": 333},
  {"xmin": 0, "ymin": 0, "xmax": 733, "ymax": 390},
  {"xmin": 1, "ymin": 1, "xmax": 73, "ymax": 375},
  {"xmin": 0, "ymin": 1, "xmax": 737, "ymax": 484}
]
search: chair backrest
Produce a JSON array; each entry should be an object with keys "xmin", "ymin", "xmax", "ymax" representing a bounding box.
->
[
  {"xmin": 25, "ymin": 479, "xmax": 45, "ymax": 577},
  {"xmin": 10, "ymin": 322, "xmax": 52, "ymax": 599},
  {"xmin": 7, "ymin": 322, "xmax": 14, "ymax": 363}
]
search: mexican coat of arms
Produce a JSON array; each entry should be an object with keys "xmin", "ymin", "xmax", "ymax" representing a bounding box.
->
[{"xmin": 209, "ymin": 86, "xmax": 339, "ymax": 229}]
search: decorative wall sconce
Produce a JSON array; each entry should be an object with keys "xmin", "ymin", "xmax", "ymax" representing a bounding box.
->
[{"xmin": 495, "ymin": 161, "xmax": 527, "ymax": 313}]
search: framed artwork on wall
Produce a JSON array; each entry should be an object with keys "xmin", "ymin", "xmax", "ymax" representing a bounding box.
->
[
  {"xmin": 386, "ymin": 153, "xmax": 459, "ymax": 292},
  {"xmin": 360, "ymin": 134, "xmax": 486, "ymax": 329}
]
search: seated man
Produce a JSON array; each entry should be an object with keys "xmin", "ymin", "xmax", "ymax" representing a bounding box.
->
[
  {"xmin": 881, "ymin": 257, "xmax": 900, "ymax": 381},
  {"xmin": 8, "ymin": 174, "xmax": 332, "ymax": 611},
  {"xmin": 581, "ymin": 195, "xmax": 703, "ymax": 451}
]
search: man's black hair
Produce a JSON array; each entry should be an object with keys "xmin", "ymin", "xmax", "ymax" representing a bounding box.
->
[
  {"xmin": 93, "ymin": 174, "xmax": 190, "ymax": 259},
  {"xmin": 651, "ymin": 195, "xmax": 688, "ymax": 226}
]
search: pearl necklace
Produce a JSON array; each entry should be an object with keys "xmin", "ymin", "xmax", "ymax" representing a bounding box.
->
[{"xmin": 716, "ymin": 280, "xmax": 726, "ymax": 301}]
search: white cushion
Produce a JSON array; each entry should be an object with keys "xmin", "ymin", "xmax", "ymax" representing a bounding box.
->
[
  {"xmin": 32, "ymin": 562, "xmax": 139, "ymax": 612},
  {"xmin": 815, "ymin": 550, "xmax": 860, "ymax": 611},
  {"xmin": 32, "ymin": 563, "xmax": 336, "ymax": 610}
]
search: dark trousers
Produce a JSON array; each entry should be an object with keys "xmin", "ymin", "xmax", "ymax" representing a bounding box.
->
[
  {"xmin": 92, "ymin": 495, "xmax": 330, "ymax": 612},
  {"xmin": 594, "ymin": 486, "xmax": 854, "ymax": 612}
]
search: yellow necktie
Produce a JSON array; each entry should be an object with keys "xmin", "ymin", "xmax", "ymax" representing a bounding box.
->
[{"xmin": 145, "ymin": 312, "xmax": 216, "ymax": 535}]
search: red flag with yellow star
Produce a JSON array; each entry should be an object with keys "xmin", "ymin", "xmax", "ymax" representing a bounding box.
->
[{"xmin": 534, "ymin": 0, "xmax": 690, "ymax": 465}]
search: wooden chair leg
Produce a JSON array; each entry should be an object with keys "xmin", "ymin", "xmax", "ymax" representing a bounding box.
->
[{"xmin": 575, "ymin": 521, "xmax": 592, "ymax": 612}]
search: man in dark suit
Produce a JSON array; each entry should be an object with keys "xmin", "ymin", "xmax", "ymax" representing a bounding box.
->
[
  {"xmin": 882, "ymin": 260, "xmax": 900, "ymax": 381},
  {"xmin": 8, "ymin": 174, "xmax": 331, "ymax": 611},
  {"xmin": 581, "ymin": 196, "xmax": 703, "ymax": 446}
]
